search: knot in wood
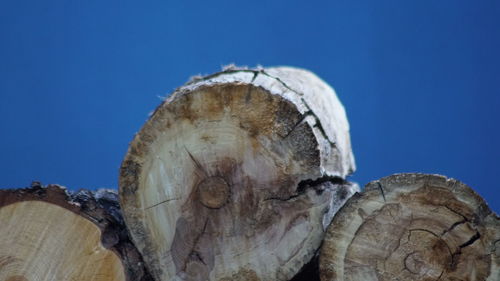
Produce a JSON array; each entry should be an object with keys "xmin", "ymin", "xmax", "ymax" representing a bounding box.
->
[
  {"xmin": 197, "ymin": 177, "xmax": 230, "ymax": 209},
  {"xmin": 399, "ymin": 230, "xmax": 449, "ymax": 279}
]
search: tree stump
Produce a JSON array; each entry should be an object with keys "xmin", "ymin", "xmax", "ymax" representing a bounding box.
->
[
  {"xmin": 0, "ymin": 183, "xmax": 152, "ymax": 281},
  {"xmin": 320, "ymin": 173, "xmax": 500, "ymax": 281},
  {"xmin": 119, "ymin": 66, "xmax": 357, "ymax": 281}
]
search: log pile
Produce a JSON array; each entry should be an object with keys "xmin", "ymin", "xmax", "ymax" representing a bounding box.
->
[{"xmin": 1, "ymin": 66, "xmax": 498, "ymax": 281}]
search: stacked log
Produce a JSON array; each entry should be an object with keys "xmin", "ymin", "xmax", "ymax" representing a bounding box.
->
[
  {"xmin": 320, "ymin": 173, "xmax": 500, "ymax": 281},
  {"xmin": 119, "ymin": 66, "xmax": 357, "ymax": 281},
  {"xmin": 0, "ymin": 183, "xmax": 152, "ymax": 281},
  {"xmin": 1, "ymin": 67, "xmax": 498, "ymax": 281}
]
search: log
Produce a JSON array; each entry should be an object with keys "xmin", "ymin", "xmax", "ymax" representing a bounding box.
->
[
  {"xmin": 0, "ymin": 183, "xmax": 152, "ymax": 281},
  {"xmin": 320, "ymin": 173, "xmax": 500, "ymax": 281},
  {"xmin": 119, "ymin": 66, "xmax": 357, "ymax": 281}
]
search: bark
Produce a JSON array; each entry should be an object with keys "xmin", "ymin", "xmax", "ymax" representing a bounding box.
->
[
  {"xmin": 0, "ymin": 182, "xmax": 153, "ymax": 281},
  {"xmin": 320, "ymin": 173, "xmax": 500, "ymax": 281},
  {"xmin": 119, "ymin": 66, "xmax": 357, "ymax": 281}
]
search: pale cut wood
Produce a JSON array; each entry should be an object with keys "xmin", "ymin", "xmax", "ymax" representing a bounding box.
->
[
  {"xmin": 119, "ymin": 66, "xmax": 357, "ymax": 281},
  {"xmin": 0, "ymin": 183, "xmax": 153, "ymax": 281},
  {"xmin": 320, "ymin": 173, "xmax": 500, "ymax": 281}
]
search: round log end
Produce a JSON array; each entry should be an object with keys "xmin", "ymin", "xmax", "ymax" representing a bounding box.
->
[
  {"xmin": 0, "ymin": 184, "xmax": 152, "ymax": 281},
  {"xmin": 119, "ymin": 67, "xmax": 356, "ymax": 281},
  {"xmin": 320, "ymin": 173, "xmax": 500, "ymax": 281}
]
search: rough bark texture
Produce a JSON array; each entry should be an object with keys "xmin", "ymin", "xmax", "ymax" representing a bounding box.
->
[
  {"xmin": 119, "ymin": 66, "xmax": 357, "ymax": 281},
  {"xmin": 0, "ymin": 183, "xmax": 152, "ymax": 281},
  {"xmin": 320, "ymin": 173, "xmax": 500, "ymax": 281}
]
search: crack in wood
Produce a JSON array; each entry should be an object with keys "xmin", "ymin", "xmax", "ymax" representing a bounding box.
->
[
  {"xmin": 264, "ymin": 194, "xmax": 302, "ymax": 202},
  {"xmin": 280, "ymin": 114, "xmax": 308, "ymax": 139},
  {"xmin": 184, "ymin": 147, "xmax": 208, "ymax": 177},
  {"xmin": 264, "ymin": 176, "xmax": 345, "ymax": 202},
  {"xmin": 377, "ymin": 182, "xmax": 386, "ymax": 202},
  {"xmin": 250, "ymin": 71, "xmax": 258, "ymax": 83},
  {"xmin": 180, "ymin": 67, "xmax": 342, "ymax": 154},
  {"xmin": 297, "ymin": 176, "xmax": 345, "ymax": 194},
  {"xmin": 185, "ymin": 66, "xmax": 340, "ymax": 148},
  {"xmin": 449, "ymin": 231, "xmax": 481, "ymax": 270},
  {"xmin": 144, "ymin": 197, "xmax": 181, "ymax": 210},
  {"xmin": 442, "ymin": 205, "xmax": 469, "ymax": 221},
  {"xmin": 181, "ymin": 218, "xmax": 210, "ymax": 272},
  {"xmin": 300, "ymin": 105, "xmax": 336, "ymax": 147},
  {"xmin": 189, "ymin": 251, "xmax": 207, "ymax": 266},
  {"xmin": 458, "ymin": 231, "xmax": 481, "ymax": 249},
  {"xmin": 260, "ymin": 69, "xmax": 339, "ymax": 148},
  {"xmin": 441, "ymin": 219, "xmax": 467, "ymax": 236}
]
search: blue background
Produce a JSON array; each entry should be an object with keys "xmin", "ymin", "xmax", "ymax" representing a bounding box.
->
[{"xmin": 1, "ymin": 1, "xmax": 498, "ymax": 213}]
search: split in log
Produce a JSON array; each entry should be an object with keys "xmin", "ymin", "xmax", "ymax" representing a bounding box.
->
[
  {"xmin": 0, "ymin": 183, "xmax": 152, "ymax": 281},
  {"xmin": 119, "ymin": 66, "xmax": 357, "ymax": 281},
  {"xmin": 290, "ymin": 254, "xmax": 321, "ymax": 281},
  {"xmin": 320, "ymin": 173, "xmax": 500, "ymax": 281}
]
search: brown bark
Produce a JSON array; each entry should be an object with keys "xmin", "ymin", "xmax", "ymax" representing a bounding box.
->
[
  {"xmin": 119, "ymin": 66, "xmax": 357, "ymax": 281},
  {"xmin": 0, "ymin": 182, "xmax": 153, "ymax": 281},
  {"xmin": 320, "ymin": 173, "xmax": 500, "ymax": 281}
]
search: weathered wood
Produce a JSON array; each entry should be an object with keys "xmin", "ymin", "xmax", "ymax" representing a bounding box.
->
[
  {"xmin": 119, "ymin": 66, "xmax": 357, "ymax": 281},
  {"xmin": 0, "ymin": 183, "xmax": 152, "ymax": 281},
  {"xmin": 320, "ymin": 173, "xmax": 500, "ymax": 281}
]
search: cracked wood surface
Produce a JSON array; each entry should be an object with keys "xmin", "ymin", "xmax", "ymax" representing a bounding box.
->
[
  {"xmin": 320, "ymin": 173, "xmax": 500, "ymax": 281},
  {"xmin": 119, "ymin": 66, "xmax": 357, "ymax": 281},
  {"xmin": 0, "ymin": 184, "xmax": 153, "ymax": 281}
]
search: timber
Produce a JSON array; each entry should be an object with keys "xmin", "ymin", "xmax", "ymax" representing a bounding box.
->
[
  {"xmin": 0, "ymin": 183, "xmax": 152, "ymax": 281},
  {"xmin": 320, "ymin": 173, "xmax": 500, "ymax": 281},
  {"xmin": 119, "ymin": 66, "xmax": 357, "ymax": 281}
]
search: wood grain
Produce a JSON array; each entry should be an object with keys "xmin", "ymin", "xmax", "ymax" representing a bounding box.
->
[
  {"xmin": 0, "ymin": 183, "xmax": 152, "ymax": 281},
  {"xmin": 119, "ymin": 66, "xmax": 357, "ymax": 281},
  {"xmin": 320, "ymin": 173, "xmax": 500, "ymax": 281}
]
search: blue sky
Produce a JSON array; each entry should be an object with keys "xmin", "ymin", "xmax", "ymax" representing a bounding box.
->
[{"xmin": 1, "ymin": 0, "xmax": 498, "ymax": 213}]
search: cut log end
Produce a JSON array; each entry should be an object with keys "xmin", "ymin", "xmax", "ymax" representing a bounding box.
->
[
  {"xmin": 0, "ymin": 184, "xmax": 152, "ymax": 281},
  {"xmin": 320, "ymin": 173, "xmax": 500, "ymax": 281},
  {"xmin": 120, "ymin": 67, "xmax": 356, "ymax": 281}
]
